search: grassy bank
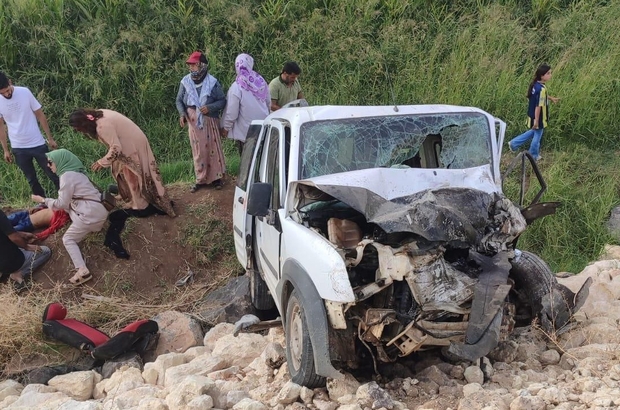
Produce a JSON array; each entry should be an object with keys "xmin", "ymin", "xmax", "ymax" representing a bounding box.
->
[{"xmin": 1, "ymin": 0, "xmax": 619, "ymax": 271}]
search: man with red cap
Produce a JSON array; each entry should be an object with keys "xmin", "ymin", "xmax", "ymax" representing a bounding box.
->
[{"xmin": 175, "ymin": 51, "xmax": 227, "ymax": 192}]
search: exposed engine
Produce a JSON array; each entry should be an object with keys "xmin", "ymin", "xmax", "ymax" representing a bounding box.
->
[{"xmin": 297, "ymin": 185, "xmax": 529, "ymax": 365}]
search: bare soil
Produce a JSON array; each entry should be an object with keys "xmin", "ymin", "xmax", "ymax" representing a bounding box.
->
[{"xmin": 6, "ymin": 178, "xmax": 239, "ymax": 303}]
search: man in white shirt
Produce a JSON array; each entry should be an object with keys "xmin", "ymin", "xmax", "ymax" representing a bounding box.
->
[{"xmin": 0, "ymin": 72, "xmax": 59, "ymax": 197}]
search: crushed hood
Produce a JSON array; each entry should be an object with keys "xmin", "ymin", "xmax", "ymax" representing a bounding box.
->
[{"xmin": 293, "ymin": 168, "xmax": 526, "ymax": 247}]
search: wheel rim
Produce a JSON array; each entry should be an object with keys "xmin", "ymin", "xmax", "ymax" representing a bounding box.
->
[{"xmin": 288, "ymin": 302, "xmax": 303, "ymax": 371}]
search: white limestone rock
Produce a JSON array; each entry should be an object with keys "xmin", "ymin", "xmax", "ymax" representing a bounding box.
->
[
  {"xmin": 48, "ymin": 370, "xmax": 99, "ymax": 401},
  {"xmin": 0, "ymin": 379, "xmax": 23, "ymax": 401},
  {"xmin": 212, "ymin": 333, "xmax": 269, "ymax": 369},
  {"xmin": 142, "ymin": 351, "xmax": 188, "ymax": 386},
  {"xmin": 163, "ymin": 355, "xmax": 227, "ymax": 388}
]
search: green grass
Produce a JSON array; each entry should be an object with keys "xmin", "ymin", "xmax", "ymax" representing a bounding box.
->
[
  {"xmin": 179, "ymin": 201, "xmax": 240, "ymax": 272},
  {"xmin": 1, "ymin": 0, "xmax": 620, "ymax": 273}
]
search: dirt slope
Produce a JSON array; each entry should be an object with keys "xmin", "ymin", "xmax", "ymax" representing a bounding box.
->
[{"xmin": 11, "ymin": 180, "xmax": 239, "ymax": 303}]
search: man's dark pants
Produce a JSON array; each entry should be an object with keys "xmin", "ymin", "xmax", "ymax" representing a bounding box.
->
[{"xmin": 12, "ymin": 144, "xmax": 60, "ymax": 197}]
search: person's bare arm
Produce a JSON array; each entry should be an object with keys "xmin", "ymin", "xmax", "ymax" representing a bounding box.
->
[
  {"xmin": 270, "ymin": 99, "xmax": 280, "ymax": 112},
  {"xmin": 0, "ymin": 117, "xmax": 11, "ymax": 163},
  {"xmin": 532, "ymin": 106, "xmax": 541, "ymax": 129},
  {"xmin": 34, "ymin": 108, "xmax": 57, "ymax": 149}
]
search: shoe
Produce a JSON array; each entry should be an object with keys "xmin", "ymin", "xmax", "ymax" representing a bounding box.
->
[
  {"xmin": 535, "ymin": 156, "xmax": 542, "ymax": 162},
  {"xmin": 211, "ymin": 179, "xmax": 223, "ymax": 190},
  {"xmin": 190, "ymin": 183, "xmax": 208, "ymax": 193},
  {"xmin": 105, "ymin": 240, "xmax": 131, "ymax": 259},
  {"xmin": 69, "ymin": 267, "xmax": 92, "ymax": 286},
  {"xmin": 508, "ymin": 142, "xmax": 516, "ymax": 152},
  {"xmin": 12, "ymin": 279, "xmax": 31, "ymax": 293}
]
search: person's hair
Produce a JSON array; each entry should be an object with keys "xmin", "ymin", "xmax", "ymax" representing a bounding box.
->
[
  {"xmin": 68, "ymin": 108, "xmax": 104, "ymax": 139},
  {"xmin": 282, "ymin": 61, "xmax": 301, "ymax": 75},
  {"xmin": 0, "ymin": 72, "xmax": 9, "ymax": 89},
  {"xmin": 198, "ymin": 52, "xmax": 209, "ymax": 65},
  {"xmin": 526, "ymin": 64, "xmax": 551, "ymax": 98}
]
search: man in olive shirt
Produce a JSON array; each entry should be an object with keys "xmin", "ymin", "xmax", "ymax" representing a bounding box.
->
[
  {"xmin": 269, "ymin": 61, "xmax": 304, "ymax": 111},
  {"xmin": 0, "ymin": 209, "xmax": 51, "ymax": 290}
]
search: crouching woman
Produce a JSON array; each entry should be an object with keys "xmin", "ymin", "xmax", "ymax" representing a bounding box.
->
[{"xmin": 31, "ymin": 149, "xmax": 108, "ymax": 285}]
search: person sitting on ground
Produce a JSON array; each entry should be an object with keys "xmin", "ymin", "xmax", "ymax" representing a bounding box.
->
[
  {"xmin": 8, "ymin": 205, "xmax": 70, "ymax": 240},
  {"xmin": 0, "ymin": 209, "xmax": 51, "ymax": 292},
  {"xmin": 31, "ymin": 149, "xmax": 108, "ymax": 286},
  {"xmin": 268, "ymin": 61, "xmax": 304, "ymax": 111}
]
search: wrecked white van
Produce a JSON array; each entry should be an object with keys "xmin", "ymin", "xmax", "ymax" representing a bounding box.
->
[{"xmin": 232, "ymin": 103, "xmax": 589, "ymax": 387}]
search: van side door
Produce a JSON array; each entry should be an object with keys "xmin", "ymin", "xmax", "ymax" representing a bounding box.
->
[
  {"xmin": 232, "ymin": 123, "xmax": 266, "ymax": 268},
  {"xmin": 254, "ymin": 120, "xmax": 286, "ymax": 290}
]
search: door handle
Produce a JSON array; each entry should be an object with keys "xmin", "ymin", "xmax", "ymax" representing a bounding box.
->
[{"xmin": 237, "ymin": 197, "xmax": 244, "ymax": 204}]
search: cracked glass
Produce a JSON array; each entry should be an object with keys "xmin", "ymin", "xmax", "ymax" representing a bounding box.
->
[{"xmin": 299, "ymin": 112, "xmax": 491, "ymax": 179}]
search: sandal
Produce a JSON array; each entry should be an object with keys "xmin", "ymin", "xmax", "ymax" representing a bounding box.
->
[
  {"xmin": 69, "ymin": 268, "xmax": 92, "ymax": 286},
  {"xmin": 12, "ymin": 280, "xmax": 31, "ymax": 293}
]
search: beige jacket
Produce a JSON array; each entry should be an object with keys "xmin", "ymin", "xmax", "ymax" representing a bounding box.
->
[{"xmin": 44, "ymin": 171, "xmax": 108, "ymax": 225}]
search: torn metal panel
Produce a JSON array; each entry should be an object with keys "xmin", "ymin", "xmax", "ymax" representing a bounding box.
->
[
  {"xmin": 405, "ymin": 256, "xmax": 476, "ymax": 314},
  {"xmin": 294, "ymin": 182, "xmax": 526, "ymax": 248}
]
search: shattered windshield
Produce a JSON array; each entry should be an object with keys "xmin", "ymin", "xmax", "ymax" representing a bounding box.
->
[{"xmin": 300, "ymin": 112, "xmax": 491, "ymax": 179}]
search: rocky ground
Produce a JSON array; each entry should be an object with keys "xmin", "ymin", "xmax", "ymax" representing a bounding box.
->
[{"xmin": 3, "ymin": 246, "xmax": 620, "ymax": 410}]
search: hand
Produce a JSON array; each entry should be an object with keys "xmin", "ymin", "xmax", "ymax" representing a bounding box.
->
[
  {"xmin": 549, "ymin": 96, "xmax": 560, "ymax": 104},
  {"xmin": 220, "ymin": 128, "xmax": 228, "ymax": 138},
  {"xmin": 31, "ymin": 194, "xmax": 44, "ymax": 204},
  {"xmin": 47, "ymin": 138, "xmax": 58, "ymax": 149},
  {"xmin": 91, "ymin": 161, "xmax": 103, "ymax": 171},
  {"xmin": 3, "ymin": 151, "xmax": 12, "ymax": 163},
  {"xmin": 179, "ymin": 116, "xmax": 186, "ymax": 128},
  {"xmin": 26, "ymin": 243, "xmax": 40, "ymax": 251},
  {"xmin": 199, "ymin": 106, "xmax": 209, "ymax": 115},
  {"xmin": 8, "ymin": 231, "xmax": 38, "ymax": 248}
]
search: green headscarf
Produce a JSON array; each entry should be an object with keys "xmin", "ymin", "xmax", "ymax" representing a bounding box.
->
[{"xmin": 46, "ymin": 149, "xmax": 87, "ymax": 177}]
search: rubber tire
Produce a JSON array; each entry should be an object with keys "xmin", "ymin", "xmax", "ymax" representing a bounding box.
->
[
  {"xmin": 285, "ymin": 289, "xmax": 325, "ymax": 388},
  {"xmin": 249, "ymin": 268, "xmax": 275, "ymax": 311},
  {"xmin": 509, "ymin": 250, "xmax": 556, "ymax": 321}
]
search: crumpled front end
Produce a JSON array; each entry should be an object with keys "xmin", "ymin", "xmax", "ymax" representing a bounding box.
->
[{"xmin": 293, "ymin": 179, "xmax": 533, "ymax": 364}]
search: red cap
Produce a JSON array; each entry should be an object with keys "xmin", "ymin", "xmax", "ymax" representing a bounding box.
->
[{"xmin": 186, "ymin": 51, "xmax": 202, "ymax": 64}]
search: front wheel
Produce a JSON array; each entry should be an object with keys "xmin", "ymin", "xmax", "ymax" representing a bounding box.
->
[
  {"xmin": 509, "ymin": 250, "xmax": 577, "ymax": 331},
  {"xmin": 285, "ymin": 289, "xmax": 325, "ymax": 388}
]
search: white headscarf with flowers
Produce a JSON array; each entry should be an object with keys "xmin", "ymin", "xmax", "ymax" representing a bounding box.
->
[{"xmin": 235, "ymin": 54, "xmax": 269, "ymax": 104}]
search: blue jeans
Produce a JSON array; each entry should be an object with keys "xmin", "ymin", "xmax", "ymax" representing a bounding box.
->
[
  {"xmin": 7, "ymin": 211, "xmax": 34, "ymax": 232},
  {"xmin": 12, "ymin": 144, "xmax": 60, "ymax": 197},
  {"xmin": 508, "ymin": 128, "xmax": 544, "ymax": 159},
  {"xmin": 16, "ymin": 246, "xmax": 52, "ymax": 279}
]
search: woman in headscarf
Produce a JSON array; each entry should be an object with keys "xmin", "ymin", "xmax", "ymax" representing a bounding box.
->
[
  {"xmin": 68, "ymin": 108, "xmax": 175, "ymax": 216},
  {"xmin": 31, "ymin": 149, "xmax": 108, "ymax": 285},
  {"xmin": 221, "ymin": 53, "xmax": 271, "ymax": 156},
  {"xmin": 176, "ymin": 50, "xmax": 227, "ymax": 192},
  {"xmin": 68, "ymin": 108, "xmax": 175, "ymax": 259}
]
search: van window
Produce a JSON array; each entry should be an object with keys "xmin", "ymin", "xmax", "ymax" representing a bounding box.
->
[
  {"xmin": 299, "ymin": 112, "xmax": 491, "ymax": 179},
  {"xmin": 236, "ymin": 124, "xmax": 262, "ymax": 190}
]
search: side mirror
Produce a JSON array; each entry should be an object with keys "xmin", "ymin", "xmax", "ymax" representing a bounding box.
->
[{"xmin": 247, "ymin": 183, "xmax": 272, "ymax": 217}]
